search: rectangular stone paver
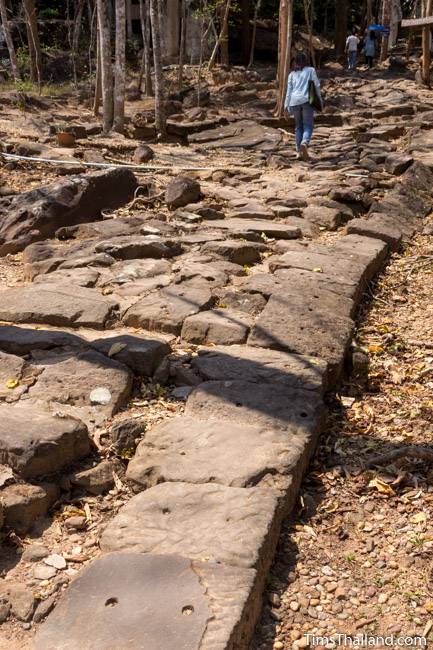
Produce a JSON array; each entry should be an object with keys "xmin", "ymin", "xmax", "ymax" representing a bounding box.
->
[
  {"xmin": 126, "ymin": 414, "xmax": 309, "ymax": 491},
  {"xmin": 100, "ymin": 482, "xmax": 281, "ymax": 576},
  {"xmin": 191, "ymin": 345, "xmax": 328, "ymax": 393},
  {"xmin": 248, "ymin": 292, "xmax": 354, "ymax": 386},
  {"xmin": 0, "ymin": 403, "xmax": 90, "ymax": 478},
  {"xmin": 33, "ymin": 552, "xmax": 258, "ymax": 650},
  {"xmin": 0, "ymin": 284, "xmax": 117, "ymax": 329},
  {"xmin": 185, "ymin": 380, "xmax": 325, "ymax": 435}
]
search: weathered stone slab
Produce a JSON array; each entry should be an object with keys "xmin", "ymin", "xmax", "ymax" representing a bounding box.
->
[
  {"xmin": 33, "ymin": 267, "xmax": 100, "ymax": 288},
  {"xmin": 1, "ymin": 483, "xmax": 59, "ymax": 535},
  {"xmin": 248, "ymin": 293, "xmax": 354, "ymax": 385},
  {"xmin": 90, "ymin": 334, "xmax": 170, "ymax": 377},
  {"xmin": 226, "ymin": 200, "xmax": 274, "ymax": 220},
  {"xmin": 241, "ymin": 272, "xmax": 354, "ymax": 317},
  {"xmin": 95, "ymin": 236, "xmax": 181, "ymax": 260},
  {"xmin": 34, "ymin": 553, "xmax": 258, "ymax": 650},
  {"xmin": 346, "ymin": 215, "xmax": 403, "ymax": 250},
  {"xmin": 181, "ymin": 310, "xmax": 249, "ymax": 345},
  {"xmin": 0, "ymin": 325, "xmax": 83, "ymax": 356},
  {"xmin": 27, "ymin": 349, "xmax": 132, "ymax": 427},
  {"xmin": 0, "ymin": 284, "xmax": 118, "ymax": 329},
  {"xmin": 0, "ymin": 168, "xmax": 137, "ymax": 256},
  {"xmin": 191, "ymin": 345, "xmax": 327, "ymax": 393},
  {"xmin": 203, "ymin": 218, "xmax": 302, "ymax": 240},
  {"xmin": 102, "ymin": 259, "xmax": 172, "ymax": 285},
  {"xmin": 100, "ymin": 482, "xmax": 280, "ymax": 573},
  {"xmin": 165, "ymin": 176, "xmax": 201, "ymax": 209},
  {"xmin": 302, "ymin": 205, "xmax": 344, "ymax": 230},
  {"xmin": 201, "ymin": 240, "xmax": 265, "ymax": 265},
  {"xmin": 188, "ymin": 120, "xmax": 282, "ymax": 151},
  {"xmin": 0, "ymin": 403, "xmax": 90, "ymax": 478},
  {"xmin": 127, "ymin": 414, "xmax": 309, "ymax": 490},
  {"xmin": 185, "ymin": 380, "xmax": 324, "ymax": 434},
  {"xmin": 55, "ymin": 214, "xmax": 150, "ymax": 241},
  {"xmin": 123, "ymin": 285, "xmax": 213, "ymax": 334}
]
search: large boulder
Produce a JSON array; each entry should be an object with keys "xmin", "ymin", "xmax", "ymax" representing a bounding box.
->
[
  {"xmin": 0, "ymin": 168, "xmax": 138, "ymax": 256},
  {"xmin": 165, "ymin": 176, "xmax": 201, "ymax": 210}
]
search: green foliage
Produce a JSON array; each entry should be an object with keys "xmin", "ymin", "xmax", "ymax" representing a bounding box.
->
[{"xmin": 38, "ymin": 7, "xmax": 60, "ymax": 19}]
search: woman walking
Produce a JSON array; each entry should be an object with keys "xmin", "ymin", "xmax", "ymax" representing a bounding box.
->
[
  {"xmin": 284, "ymin": 52, "xmax": 322, "ymax": 161},
  {"xmin": 364, "ymin": 30, "xmax": 376, "ymax": 68}
]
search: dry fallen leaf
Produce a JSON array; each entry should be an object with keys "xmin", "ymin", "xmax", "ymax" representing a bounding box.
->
[
  {"xmin": 6, "ymin": 378, "xmax": 19, "ymax": 389},
  {"xmin": 368, "ymin": 476, "xmax": 395, "ymax": 496},
  {"xmin": 410, "ymin": 512, "xmax": 428, "ymax": 524}
]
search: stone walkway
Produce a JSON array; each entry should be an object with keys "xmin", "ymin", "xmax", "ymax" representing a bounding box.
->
[{"xmin": 0, "ymin": 68, "xmax": 432, "ymax": 649}]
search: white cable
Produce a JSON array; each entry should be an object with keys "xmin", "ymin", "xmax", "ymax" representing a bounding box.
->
[{"xmin": 0, "ymin": 152, "xmax": 219, "ymax": 172}]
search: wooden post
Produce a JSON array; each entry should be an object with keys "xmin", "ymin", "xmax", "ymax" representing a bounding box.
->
[{"xmin": 422, "ymin": 0, "xmax": 433, "ymax": 84}]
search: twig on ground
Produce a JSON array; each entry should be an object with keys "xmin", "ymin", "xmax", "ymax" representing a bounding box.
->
[{"xmin": 363, "ymin": 445, "xmax": 433, "ymax": 469}]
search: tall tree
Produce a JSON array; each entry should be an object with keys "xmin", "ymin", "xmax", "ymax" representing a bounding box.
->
[
  {"xmin": 149, "ymin": 0, "xmax": 166, "ymax": 137},
  {"xmin": 380, "ymin": 0, "xmax": 391, "ymax": 60},
  {"xmin": 139, "ymin": 0, "xmax": 153, "ymax": 95},
  {"xmin": 276, "ymin": 0, "xmax": 293, "ymax": 117},
  {"xmin": 113, "ymin": 0, "xmax": 126, "ymax": 132},
  {"xmin": 303, "ymin": 0, "xmax": 316, "ymax": 66},
  {"xmin": 422, "ymin": 0, "xmax": 433, "ymax": 83},
  {"xmin": 248, "ymin": 0, "xmax": 262, "ymax": 67},
  {"xmin": 72, "ymin": 0, "xmax": 85, "ymax": 87},
  {"xmin": 126, "ymin": 0, "xmax": 133, "ymax": 40},
  {"xmin": 0, "ymin": 0, "xmax": 21, "ymax": 81},
  {"xmin": 178, "ymin": 0, "xmax": 187, "ymax": 89},
  {"xmin": 97, "ymin": 0, "xmax": 114, "ymax": 132},
  {"xmin": 22, "ymin": 0, "xmax": 42, "ymax": 85},
  {"xmin": 208, "ymin": 0, "xmax": 230, "ymax": 69},
  {"xmin": 240, "ymin": 0, "xmax": 251, "ymax": 65},
  {"xmin": 334, "ymin": 0, "xmax": 347, "ymax": 59}
]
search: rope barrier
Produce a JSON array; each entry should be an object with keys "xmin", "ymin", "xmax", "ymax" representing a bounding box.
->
[{"xmin": 0, "ymin": 152, "xmax": 220, "ymax": 172}]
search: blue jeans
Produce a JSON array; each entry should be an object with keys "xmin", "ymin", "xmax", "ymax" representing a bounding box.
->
[
  {"xmin": 348, "ymin": 50, "xmax": 357, "ymax": 69},
  {"xmin": 291, "ymin": 103, "xmax": 314, "ymax": 152}
]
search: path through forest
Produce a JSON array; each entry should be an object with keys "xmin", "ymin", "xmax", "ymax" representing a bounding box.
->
[{"xmin": 0, "ymin": 62, "xmax": 432, "ymax": 649}]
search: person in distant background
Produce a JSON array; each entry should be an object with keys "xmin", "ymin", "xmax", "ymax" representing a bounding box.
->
[
  {"xmin": 346, "ymin": 28, "xmax": 360, "ymax": 70},
  {"xmin": 284, "ymin": 52, "xmax": 322, "ymax": 162},
  {"xmin": 364, "ymin": 30, "xmax": 376, "ymax": 68}
]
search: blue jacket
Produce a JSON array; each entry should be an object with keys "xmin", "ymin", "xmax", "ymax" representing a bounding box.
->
[{"xmin": 284, "ymin": 66, "xmax": 321, "ymax": 110}]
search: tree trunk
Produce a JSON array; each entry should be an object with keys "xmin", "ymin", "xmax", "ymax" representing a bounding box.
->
[
  {"xmin": 240, "ymin": 0, "xmax": 250, "ymax": 65},
  {"xmin": 72, "ymin": 0, "xmax": 85, "ymax": 88},
  {"xmin": 334, "ymin": 0, "xmax": 347, "ymax": 59},
  {"xmin": 276, "ymin": 0, "xmax": 293, "ymax": 117},
  {"xmin": 178, "ymin": 0, "xmax": 187, "ymax": 89},
  {"xmin": 23, "ymin": 0, "xmax": 42, "ymax": 86},
  {"xmin": 303, "ymin": 0, "xmax": 316, "ymax": 66},
  {"xmin": 113, "ymin": 0, "xmax": 126, "ymax": 132},
  {"xmin": 380, "ymin": 0, "xmax": 391, "ymax": 60},
  {"xmin": 93, "ymin": 26, "xmax": 102, "ymax": 115},
  {"xmin": 139, "ymin": 0, "xmax": 153, "ymax": 95},
  {"xmin": 97, "ymin": 0, "xmax": 114, "ymax": 132},
  {"xmin": 0, "ymin": 0, "xmax": 21, "ymax": 81},
  {"xmin": 208, "ymin": 0, "xmax": 230, "ymax": 69},
  {"xmin": 248, "ymin": 0, "xmax": 262, "ymax": 67},
  {"xmin": 422, "ymin": 0, "xmax": 433, "ymax": 84},
  {"xmin": 126, "ymin": 0, "xmax": 133, "ymax": 40},
  {"xmin": 149, "ymin": 0, "xmax": 166, "ymax": 137}
]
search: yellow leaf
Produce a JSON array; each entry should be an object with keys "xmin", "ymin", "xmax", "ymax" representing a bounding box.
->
[
  {"xmin": 410, "ymin": 512, "xmax": 427, "ymax": 524},
  {"xmin": 6, "ymin": 378, "xmax": 19, "ymax": 389},
  {"xmin": 108, "ymin": 342, "xmax": 127, "ymax": 357},
  {"xmin": 368, "ymin": 477, "xmax": 395, "ymax": 496},
  {"xmin": 368, "ymin": 345, "xmax": 384, "ymax": 354},
  {"xmin": 312, "ymin": 267, "xmax": 323, "ymax": 273}
]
